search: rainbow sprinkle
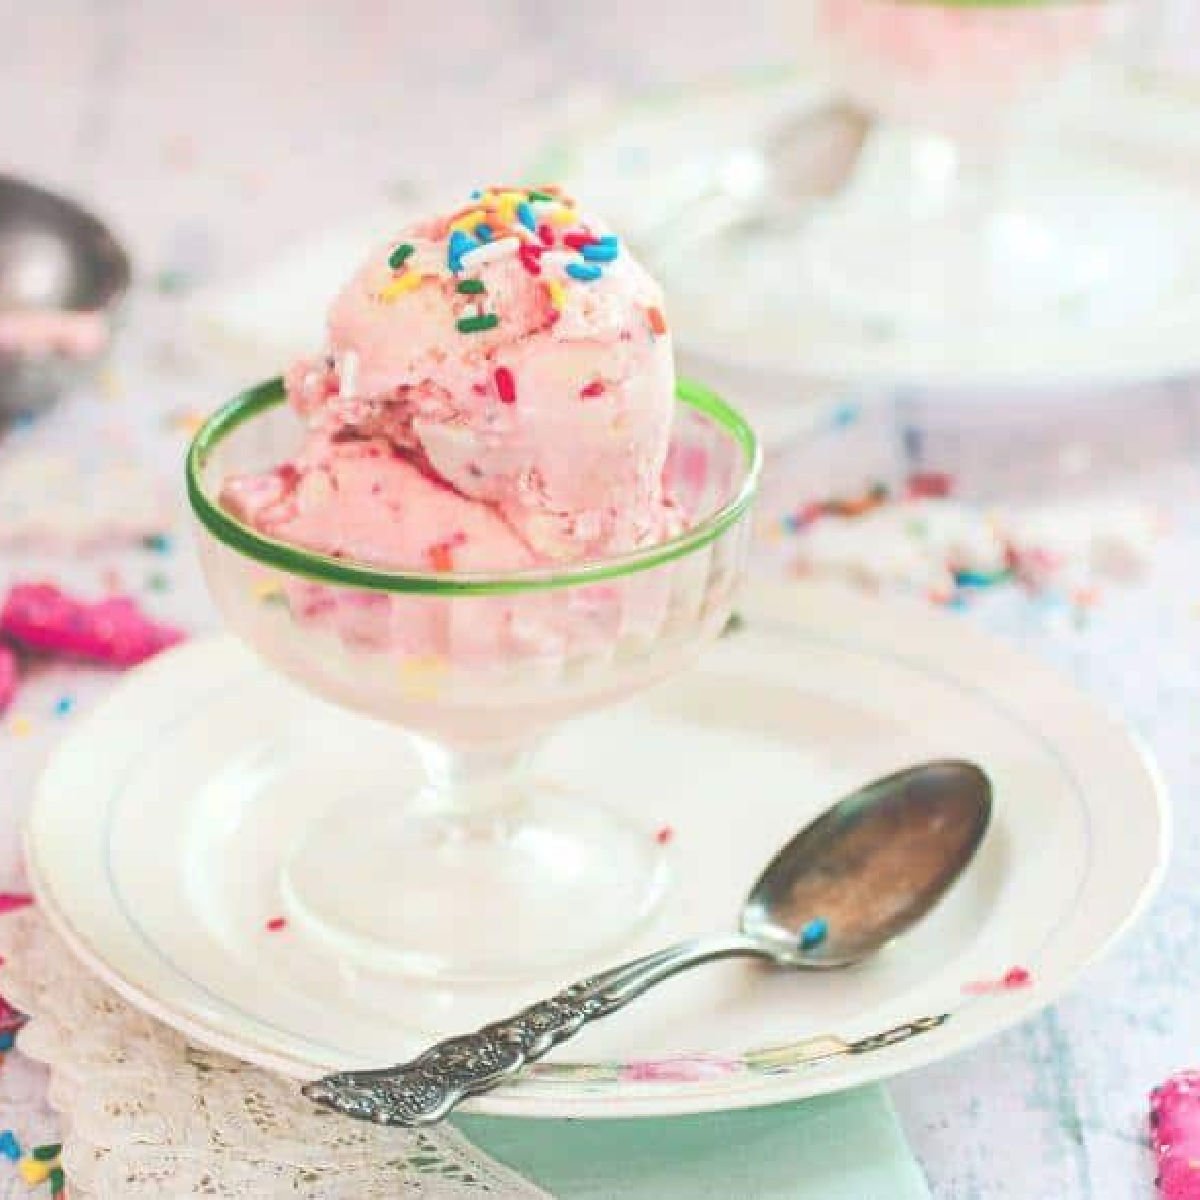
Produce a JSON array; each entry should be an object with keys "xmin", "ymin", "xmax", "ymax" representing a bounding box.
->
[
  {"xmin": 387, "ymin": 243, "xmax": 414, "ymax": 269},
  {"xmin": 426, "ymin": 186, "xmax": 645, "ymax": 338},
  {"xmin": 457, "ymin": 313, "xmax": 498, "ymax": 334},
  {"xmin": 378, "ymin": 271, "xmax": 423, "ymax": 302},
  {"xmin": 799, "ymin": 919, "xmax": 828, "ymax": 951},
  {"xmin": 494, "ymin": 366, "xmax": 516, "ymax": 404}
]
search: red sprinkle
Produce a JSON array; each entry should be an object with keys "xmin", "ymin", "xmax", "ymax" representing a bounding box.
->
[
  {"xmin": 580, "ymin": 379, "xmax": 605, "ymax": 399},
  {"xmin": 963, "ymin": 965, "xmax": 1034, "ymax": 995},
  {"xmin": 518, "ymin": 243, "xmax": 542, "ymax": 275},
  {"xmin": 494, "ymin": 366, "xmax": 517, "ymax": 404},
  {"xmin": 563, "ymin": 231, "xmax": 597, "ymax": 250},
  {"xmin": 266, "ymin": 916, "xmax": 287, "ymax": 932},
  {"xmin": 655, "ymin": 826, "xmax": 674, "ymax": 845},
  {"xmin": 538, "ymin": 223, "xmax": 555, "ymax": 246},
  {"xmin": 647, "ymin": 306, "xmax": 668, "ymax": 335},
  {"xmin": 428, "ymin": 543, "xmax": 455, "ymax": 571},
  {"xmin": 906, "ymin": 471, "xmax": 955, "ymax": 500}
]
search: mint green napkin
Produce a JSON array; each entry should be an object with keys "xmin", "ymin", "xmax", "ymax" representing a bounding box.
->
[{"xmin": 455, "ymin": 1086, "xmax": 929, "ymax": 1199}]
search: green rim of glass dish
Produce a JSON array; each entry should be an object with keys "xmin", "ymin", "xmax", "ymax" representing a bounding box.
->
[{"xmin": 186, "ymin": 376, "xmax": 761, "ymax": 596}]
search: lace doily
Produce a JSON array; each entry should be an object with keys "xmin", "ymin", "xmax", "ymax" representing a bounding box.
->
[{"xmin": 0, "ymin": 910, "xmax": 549, "ymax": 1199}]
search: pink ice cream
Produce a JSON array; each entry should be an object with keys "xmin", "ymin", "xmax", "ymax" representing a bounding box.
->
[{"xmin": 224, "ymin": 186, "xmax": 679, "ymax": 573}]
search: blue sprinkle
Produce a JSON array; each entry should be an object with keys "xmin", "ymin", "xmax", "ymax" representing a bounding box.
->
[
  {"xmin": 799, "ymin": 918, "xmax": 828, "ymax": 951},
  {"xmin": 954, "ymin": 569, "xmax": 1008, "ymax": 589},
  {"xmin": 469, "ymin": 189, "xmax": 482, "ymax": 200},
  {"xmin": 142, "ymin": 533, "xmax": 173, "ymax": 554},
  {"xmin": 53, "ymin": 695, "xmax": 74, "ymax": 717},
  {"xmin": 0, "ymin": 1032, "xmax": 15, "ymax": 1053},
  {"xmin": 581, "ymin": 241, "xmax": 619, "ymax": 263},
  {"xmin": 945, "ymin": 592, "xmax": 971, "ymax": 611},
  {"xmin": 516, "ymin": 201, "xmax": 537, "ymax": 232},
  {"xmin": 566, "ymin": 262, "xmax": 602, "ymax": 282},
  {"xmin": 829, "ymin": 402, "xmax": 860, "ymax": 429},
  {"xmin": 0, "ymin": 1130, "xmax": 19, "ymax": 1160},
  {"xmin": 474, "ymin": 223, "xmax": 493, "ymax": 242},
  {"xmin": 448, "ymin": 230, "xmax": 477, "ymax": 273},
  {"xmin": 11, "ymin": 412, "xmax": 36, "ymax": 429}
]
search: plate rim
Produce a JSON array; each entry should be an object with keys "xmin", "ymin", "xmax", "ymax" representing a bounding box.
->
[{"xmin": 26, "ymin": 583, "xmax": 1170, "ymax": 1119}]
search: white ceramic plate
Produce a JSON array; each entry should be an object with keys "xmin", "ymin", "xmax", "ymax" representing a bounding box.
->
[
  {"xmin": 535, "ymin": 65, "xmax": 1200, "ymax": 389},
  {"xmin": 26, "ymin": 584, "xmax": 1167, "ymax": 1119}
]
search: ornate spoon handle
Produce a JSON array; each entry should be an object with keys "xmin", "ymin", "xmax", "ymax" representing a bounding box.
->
[{"xmin": 302, "ymin": 932, "xmax": 773, "ymax": 1126}]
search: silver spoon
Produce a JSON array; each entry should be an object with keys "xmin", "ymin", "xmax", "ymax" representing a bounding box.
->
[
  {"xmin": 644, "ymin": 100, "xmax": 874, "ymax": 254},
  {"xmin": 303, "ymin": 759, "xmax": 991, "ymax": 1126}
]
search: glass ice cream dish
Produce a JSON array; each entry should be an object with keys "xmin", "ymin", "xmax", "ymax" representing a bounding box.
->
[
  {"xmin": 187, "ymin": 187, "xmax": 760, "ymax": 982},
  {"xmin": 802, "ymin": 0, "xmax": 1119, "ymax": 334}
]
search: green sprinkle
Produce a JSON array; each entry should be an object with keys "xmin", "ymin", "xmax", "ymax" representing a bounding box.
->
[
  {"xmin": 387, "ymin": 243, "xmax": 414, "ymax": 269},
  {"xmin": 456, "ymin": 279, "xmax": 486, "ymax": 294},
  {"xmin": 32, "ymin": 1144, "xmax": 61, "ymax": 1162},
  {"xmin": 456, "ymin": 314, "xmax": 498, "ymax": 333},
  {"xmin": 527, "ymin": 190, "xmax": 555, "ymax": 202},
  {"xmin": 49, "ymin": 1166, "xmax": 65, "ymax": 1192}
]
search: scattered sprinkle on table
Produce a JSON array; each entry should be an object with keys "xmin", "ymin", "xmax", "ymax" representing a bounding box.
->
[
  {"xmin": 655, "ymin": 826, "xmax": 674, "ymax": 846},
  {"xmin": 52, "ymin": 695, "xmax": 74, "ymax": 717},
  {"xmin": 0, "ymin": 1131, "xmax": 20, "ymax": 1162},
  {"xmin": 266, "ymin": 916, "xmax": 287, "ymax": 932},
  {"xmin": 141, "ymin": 532, "xmax": 173, "ymax": 554}
]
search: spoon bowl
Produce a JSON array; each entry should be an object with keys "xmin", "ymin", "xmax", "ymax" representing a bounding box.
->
[{"xmin": 743, "ymin": 760, "xmax": 992, "ymax": 967}]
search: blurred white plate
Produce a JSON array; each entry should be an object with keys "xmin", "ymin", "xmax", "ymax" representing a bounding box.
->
[
  {"xmin": 26, "ymin": 583, "xmax": 1166, "ymax": 1119},
  {"xmin": 535, "ymin": 65, "xmax": 1200, "ymax": 389}
]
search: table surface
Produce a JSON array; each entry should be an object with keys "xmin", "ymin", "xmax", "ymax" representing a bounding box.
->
[{"xmin": 3, "ymin": 3, "xmax": 1200, "ymax": 1196}]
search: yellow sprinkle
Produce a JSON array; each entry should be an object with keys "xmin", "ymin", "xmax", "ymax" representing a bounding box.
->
[
  {"xmin": 18, "ymin": 1158, "xmax": 51, "ymax": 1186},
  {"xmin": 398, "ymin": 655, "xmax": 447, "ymax": 700},
  {"xmin": 494, "ymin": 195, "xmax": 519, "ymax": 225},
  {"xmin": 8, "ymin": 715, "xmax": 31, "ymax": 739},
  {"xmin": 449, "ymin": 210, "xmax": 486, "ymax": 234},
  {"xmin": 550, "ymin": 206, "xmax": 575, "ymax": 226},
  {"xmin": 251, "ymin": 579, "xmax": 283, "ymax": 603},
  {"xmin": 378, "ymin": 272, "xmax": 424, "ymax": 302}
]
